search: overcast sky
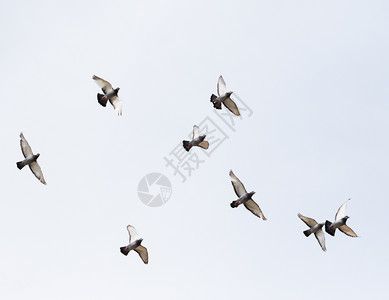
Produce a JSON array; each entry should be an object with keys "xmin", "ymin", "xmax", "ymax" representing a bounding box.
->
[{"xmin": 1, "ymin": 0, "xmax": 388, "ymax": 299}]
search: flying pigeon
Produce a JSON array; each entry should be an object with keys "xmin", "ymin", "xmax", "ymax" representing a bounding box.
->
[
  {"xmin": 210, "ymin": 76, "xmax": 240, "ymax": 116},
  {"xmin": 16, "ymin": 133, "xmax": 46, "ymax": 185},
  {"xmin": 92, "ymin": 75, "xmax": 122, "ymax": 115},
  {"xmin": 120, "ymin": 225, "xmax": 149, "ymax": 264},
  {"xmin": 325, "ymin": 199, "xmax": 358, "ymax": 237},
  {"xmin": 182, "ymin": 125, "xmax": 209, "ymax": 152},
  {"xmin": 229, "ymin": 170, "xmax": 266, "ymax": 220},
  {"xmin": 298, "ymin": 213, "xmax": 326, "ymax": 251}
]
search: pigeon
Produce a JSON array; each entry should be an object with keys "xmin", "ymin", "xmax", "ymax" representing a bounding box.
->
[
  {"xmin": 92, "ymin": 75, "xmax": 122, "ymax": 115},
  {"xmin": 325, "ymin": 199, "xmax": 358, "ymax": 237},
  {"xmin": 16, "ymin": 133, "xmax": 46, "ymax": 185},
  {"xmin": 229, "ymin": 170, "xmax": 266, "ymax": 220},
  {"xmin": 210, "ymin": 75, "xmax": 240, "ymax": 116},
  {"xmin": 298, "ymin": 213, "xmax": 326, "ymax": 251},
  {"xmin": 182, "ymin": 125, "xmax": 209, "ymax": 152},
  {"xmin": 120, "ymin": 225, "xmax": 148, "ymax": 264}
]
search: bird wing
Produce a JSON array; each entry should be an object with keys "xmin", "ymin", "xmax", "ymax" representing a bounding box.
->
[
  {"xmin": 335, "ymin": 199, "xmax": 350, "ymax": 221},
  {"xmin": 229, "ymin": 170, "xmax": 247, "ymax": 197},
  {"xmin": 339, "ymin": 225, "xmax": 358, "ymax": 237},
  {"xmin": 244, "ymin": 199, "xmax": 267, "ymax": 220},
  {"xmin": 92, "ymin": 75, "xmax": 114, "ymax": 94},
  {"xmin": 298, "ymin": 213, "xmax": 318, "ymax": 227},
  {"xmin": 192, "ymin": 125, "xmax": 200, "ymax": 139},
  {"xmin": 126, "ymin": 225, "xmax": 140, "ymax": 243},
  {"xmin": 29, "ymin": 162, "xmax": 46, "ymax": 184},
  {"xmin": 19, "ymin": 133, "xmax": 33, "ymax": 158},
  {"xmin": 223, "ymin": 98, "xmax": 241, "ymax": 116},
  {"xmin": 198, "ymin": 141, "xmax": 209, "ymax": 149},
  {"xmin": 109, "ymin": 96, "xmax": 122, "ymax": 116},
  {"xmin": 217, "ymin": 75, "xmax": 227, "ymax": 96},
  {"xmin": 134, "ymin": 245, "xmax": 149, "ymax": 264},
  {"xmin": 314, "ymin": 229, "xmax": 327, "ymax": 251}
]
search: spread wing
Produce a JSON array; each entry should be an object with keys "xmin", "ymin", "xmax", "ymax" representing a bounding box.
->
[
  {"xmin": 198, "ymin": 141, "xmax": 209, "ymax": 149},
  {"xmin": 223, "ymin": 98, "xmax": 240, "ymax": 116},
  {"xmin": 126, "ymin": 225, "xmax": 140, "ymax": 243},
  {"xmin": 229, "ymin": 170, "xmax": 247, "ymax": 197},
  {"xmin": 92, "ymin": 75, "xmax": 114, "ymax": 94},
  {"xmin": 29, "ymin": 162, "xmax": 46, "ymax": 184},
  {"xmin": 217, "ymin": 75, "xmax": 227, "ymax": 96},
  {"xmin": 192, "ymin": 125, "xmax": 200, "ymax": 139},
  {"xmin": 314, "ymin": 229, "xmax": 327, "ymax": 251},
  {"xmin": 19, "ymin": 133, "xmax": 33, "ymax": 158},
  {"xmin": 335, "ymin": 199, "xmax": 350, "ymax": 221},
  {"xmin": 339, "ymin": 225, "xmax": 358, "ymax": 237},
  {"xmin": 298, "ymin": 213, "xmax": 318, "ymax": 228},
  {"xmin": 109, "ymin": 96, "xmax": 122, "ymax": 116},
  {"xmin": 244, "ymin": 199, "xmax": 267, "ymax": 220},
  {"xmin": 134, "ymin": 245, "xmax": 149, "ymax": 264}
]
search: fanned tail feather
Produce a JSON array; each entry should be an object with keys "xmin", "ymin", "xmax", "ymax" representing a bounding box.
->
[
  {"xmin": 97, "ymin": 93, "xmax": 108, "ymax": 107},
  {"xmin": 16, "ymin": 161, "xmax": 25, "ymax": 170},
  {"xmin": 325, "ymin": 220, "xmax": 336, "ymax": 236},
  {"xmin": 120, "ymin": 247, "xmax": 130, "ymax": 256},
  {"xmin": 230, "ymin": 200, "xmax": 239, "ymax": 208},
  {"xmin": 210, "ymin": 94, "xmax": 222, "ymax": 109},
  {"xmin": 183, "ymin": 140, "xmax": 191, "ymax": 152}
]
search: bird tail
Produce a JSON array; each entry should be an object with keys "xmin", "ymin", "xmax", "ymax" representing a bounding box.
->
[
  {"xmin": 230, "ymin": 200, "xmax": 240, "ymax": 208},
  {"xmin": 198, "ymin": 141, "xmax": 209, "ymax": 150},
  {"xmin": 97, "ymin": 93, "xmax": 108, "ymax": 107},
  {"xmin": 16, "ymin": 161, "xmax": 26, "ymax": 170},
  {"xmin": 210, "ymin": 94, "xmax": 222, "ymax": 109},
  {"xmin": 120, "ymin": 247, "xmax": 130, "ymax": 256},
  {"xmin": 325, "ymin": 221, "xmax": 336, "ymax": 236},
  {"xmin": 303, "ymin": 229, "xmax": 312, "ymax": 237},
  {"xmin": 183, "ymin": 140, "xmax": 192, "ymax": 152}
]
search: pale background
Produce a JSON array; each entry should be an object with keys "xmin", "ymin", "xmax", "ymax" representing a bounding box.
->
[{"xmin": 1, "ymin": 0, "xmax": 388, "ymax": 299}]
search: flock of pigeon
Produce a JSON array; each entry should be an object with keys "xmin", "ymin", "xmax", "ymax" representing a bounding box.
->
[{"xmin": 16, "ymin": 75, "xmax": 358, "ymax": 263}]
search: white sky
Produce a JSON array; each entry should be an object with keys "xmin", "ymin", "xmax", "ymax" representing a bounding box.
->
[{"xmin": 1, "ymin": 0, "xmax": 388, "ymax": 299}]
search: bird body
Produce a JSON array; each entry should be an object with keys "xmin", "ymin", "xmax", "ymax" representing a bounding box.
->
[
  {"xmin": 16, "ymin": 133, "xmax": 46, "ymax": 185},
  {"xmin": 229, "ymin": 170, "xmax": 266, "ymax": 220},
  {"xmin": 298, "ymin": 213, "xmax": 326, "ymax": 251},
  {"xmin": 210, "ymin": 76, "xmax": 240, "ymax": 116},
  {"xmin": 230, "ymin": 191, "xmax": 255, "ymax": 208},
  {"xmin": 17, "ymin": 153, "xmax": 40, "ymax": 170},
  {"xmin": 92, "ymin": 75, "xmax": 122, "ymax": 115},
  {"xmin": 120, "ymin": 225, "xmax": 148, "ymax": 264},
  {"xmin": 183, "ymin": 125, "xmax": 209, "ymax": 151},
  {"xmin": 325, "ymin": 199, "xmax": 358, "ymax": 237}
]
